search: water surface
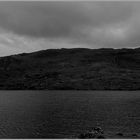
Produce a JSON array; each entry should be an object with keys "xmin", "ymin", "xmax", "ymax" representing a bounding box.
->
[{"xmin": 0, "ymin": 91, "xmax": 139, "ymax": 138}]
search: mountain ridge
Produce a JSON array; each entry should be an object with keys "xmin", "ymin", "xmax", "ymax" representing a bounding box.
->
[{"xmin": 0, "ymin": 47, "xmax": 140, "ymax": 90}]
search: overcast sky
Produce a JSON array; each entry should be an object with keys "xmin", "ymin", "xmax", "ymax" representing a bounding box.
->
[{"xmin": 0, "ymin": 1, "xmax": 140, "ymax": 56}]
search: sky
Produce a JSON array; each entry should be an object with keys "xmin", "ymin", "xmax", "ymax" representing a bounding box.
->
[{"xmin": 0, "ymin": 1, "xmax": 140, "ymax": 56}]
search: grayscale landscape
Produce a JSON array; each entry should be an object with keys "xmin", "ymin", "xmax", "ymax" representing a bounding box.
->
[{"xmin": 0, "ymin": 1, "xmax": 139, "ymax": 139}]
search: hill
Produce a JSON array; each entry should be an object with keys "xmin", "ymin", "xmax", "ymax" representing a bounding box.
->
[{"xmin": 0, "ymin": 47, "xmax": 140, "ymax": 90}]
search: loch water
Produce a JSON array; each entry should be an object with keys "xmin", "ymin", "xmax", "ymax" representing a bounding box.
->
[{"xmin": 0, "ymin": 91, "xmax": 139, "ymax": 138}]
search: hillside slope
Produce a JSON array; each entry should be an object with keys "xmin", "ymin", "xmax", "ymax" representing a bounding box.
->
[{"xmin": 0, "ymin": 48, "xmax": 140, "ymax": 90}]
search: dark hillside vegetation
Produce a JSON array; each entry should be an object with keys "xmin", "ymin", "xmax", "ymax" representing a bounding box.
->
[{"xmin": 0, "ymin": 48, "xmax": 140, "ymax": 89}]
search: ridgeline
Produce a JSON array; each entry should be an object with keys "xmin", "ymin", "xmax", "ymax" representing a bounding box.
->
[{"xmin": 0, "ymin": 48, "xmax": 140, "ymax": 90}]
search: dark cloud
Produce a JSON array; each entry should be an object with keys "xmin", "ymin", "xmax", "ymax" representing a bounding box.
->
[
  {"xmin": 0, "ymin": 1, "xmax": 91, "ymax": 37},
  {"xmin": 0, "ymin": 1, "xmax": 134, "ymax": 37},
  {"xmin": 0, "ymin": 1, "xmax": 140, "ymax": 54}
]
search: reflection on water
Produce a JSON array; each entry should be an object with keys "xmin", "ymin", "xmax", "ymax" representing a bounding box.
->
[{"xmin": 0, "ymin": 91, "xmax": 139, "ymax": 138}]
